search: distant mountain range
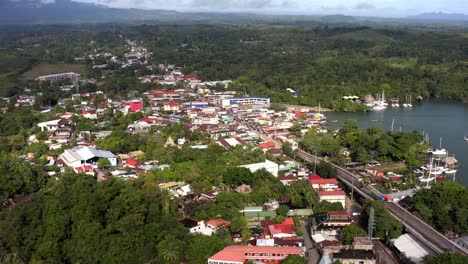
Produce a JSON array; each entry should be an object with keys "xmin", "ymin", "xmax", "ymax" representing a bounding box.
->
[
  {"xmin": 408, "ymin": 12, "xmax": 468, "ymax": 21},
  {"xmin": 0, "ymin": 0, "xmax": 467, "ymax": 24}
]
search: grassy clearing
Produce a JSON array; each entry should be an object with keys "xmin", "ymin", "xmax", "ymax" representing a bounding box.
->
[
  {"xmin": 384, "ymin": 57, "xmax": 418, "ymax": 69},
  {"xmin": 21, "ymin": 63, "xmax": 86, "ymax": 80}
]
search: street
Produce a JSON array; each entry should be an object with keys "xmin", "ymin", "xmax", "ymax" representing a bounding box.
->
[{"xmin": 300, "ymin": 220, "xmax": 320, "ymax": 264}]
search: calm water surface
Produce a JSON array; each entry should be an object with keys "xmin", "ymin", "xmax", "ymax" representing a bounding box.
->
[{"xmin": 324, "ymin": 100, "xmax": 468, "ymax": 187}]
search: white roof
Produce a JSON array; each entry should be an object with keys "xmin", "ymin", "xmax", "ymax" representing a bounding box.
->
[
  {"xmin": 393, "ymin": 234, "xmax": 430, "ymax": 264},
  {"xmin": 311, "ymin": 233, "xmax": 337, "ymax": 244},
  {"xmin": 61, "ymin": 146, "xmax": 115, "ymax": 163}
]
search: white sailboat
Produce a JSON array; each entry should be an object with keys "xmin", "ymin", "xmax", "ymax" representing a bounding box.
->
[
  {"xmin": 372, "ymin": 90, "xmax": 387, "ymax": 111},
  {"xmin": 431, "ymin": 137, "xmax": 447, "ymax": 157},
  {"xmin": 407, "ymin": 95, "xmax": 413, "ymax": 107}
]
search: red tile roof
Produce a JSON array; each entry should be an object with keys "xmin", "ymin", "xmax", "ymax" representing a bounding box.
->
[
  {"xmin": 329, "ymin": 210, "xmax": 349, "ymax": 216},
  {"xmin": 206, "ymin": 219, "xmax": 230, "ymax": 229},
  {"xmin": 165, "ymin": 101, "xmax": 179, "ymax": 106},
  {"xmin": 75, "ymin": 165, "xmax": 94, "ymax": 172},
  {"xmin": 258, "ymin": 141, "xmax": 275, "ymax": 149},
  {"xmin": 319, "ymin": 190, "xmax": 346, "ymax": 196},
  {"xmin": 124, "ymin": 158, "xmax": 139, "ymax": 167},
  {"xmin": 308, "ymin": 174, "xmax": 322, "ymax": 180},
  {"xmin": 282, "ymin": 217, "xmax": 295, "ymax": 226},
  {"xmin": 208, "ymin": 245, "xmax": 302, "ymax": 263},
  {"xmin": 268, "ymin": 224, "xmax": 295, "ymax": 236}
]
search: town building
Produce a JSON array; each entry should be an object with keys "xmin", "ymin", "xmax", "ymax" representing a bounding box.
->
[
  {"xmin": 393, "ymin": 234, "xmax": 431, "ymax": 264},
  {"xmin": 129, "ymin": 99, "xmax": 143, "ymax": 112},
  {"xmin": 207, "ymin": 245, "xmax": 303, "ymax": 264},
  {"xmin": 221, "ymin": 97, "xmax": 270, "ymax": 108},
  {"xmin": 35, "ymin": 72, "xmax": 81, "ymax": 82},
  {"xmin": 318, "ymin": 191, "xmax": 346, "ymax": 208},
  {"xmin": 239, "ymin": 159, "xmax": 279, "ymax": 177},
  {"xmin": 332, "ymin": 249, "xmax": 376, "ymax": 264},
  {"xmin": 59, "ymin": 146, "xmax": 117, "ymax": 168},
  {"xmin": 190, "ymin": 219, "xmax": 230, "ymax": 236}
]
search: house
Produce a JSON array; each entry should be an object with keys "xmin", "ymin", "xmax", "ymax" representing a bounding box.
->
[
  {"xmin": 324, "ymin": 211, "xmax": 352, "ymax": 227},
  {"xmin": 309, "ymin": 177, "xmax": 339, "ymax": 192},
  {"xmin": 318, "ymin": 191, "xmax": 346, "ymax": 208},
  {"xmin": 332, "ymin": 249, "xmax": 376, "ymax": 264},
  {"xmin": 129, "ymin": 99, "xmax": 143, "ymax": 112},
  {"xmin": 264, "ymin": 199, "xmax": 280, "ymax": 211},
  {"xmin": 268, "ymin": 220, "xmax": 296, "ymax": 238},
  {"xmin": 123, "ymin": 158, "xmax": 139, "ymax": 168},
  {"xmin": 37, "ymin": 119, "xmax": 61, "ymax": 132},
  {"xmin": 218, "ymin": 137, "xmax": 246, "ymax": 148},
  {"xmin": 73, "ymin": 165, "xmax": 95, "ymax": 176},
  {"xmin": 59, "ymin": 146, "xmax": 117, "ymax": 168},
  {"xmin": 190, "ymin": 219, "xmax": 230, "ymax": 236},
  {"xmin": 164, "ymin": 101, "xmax": 180, "ymax": 112},
  {"xmin": 278, "ymin": 175, "xmax": 297, "ymax": 186},
  {"xmin": 239, "ymin": 159, "xmax": 279, "ymax": 177},
  {"xmin": 82, "ymin": 110, "xmax": 98, "ymax": 119},
  {"xmin": 243, "ymin": 206, "xmax": 277, "ymax": 221},
  {"xmin": 207, "ymin": 245, "xmax": 303, "ymax": 264}
]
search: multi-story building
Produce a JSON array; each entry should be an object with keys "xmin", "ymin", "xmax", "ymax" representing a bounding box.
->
[{"xmin": 207, "ymin": 245, "xmax": 303, "ymax": 264}]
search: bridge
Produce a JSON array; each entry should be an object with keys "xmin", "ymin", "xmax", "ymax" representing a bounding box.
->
[{"xmin": 297, "ymin": 149, "xmax": 468, "ymax": 256}]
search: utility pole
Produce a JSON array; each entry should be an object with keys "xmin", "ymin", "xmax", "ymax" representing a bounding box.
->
[{"xmin": 368, "ymin": 207, "xmax": 375, "ymax": 238}]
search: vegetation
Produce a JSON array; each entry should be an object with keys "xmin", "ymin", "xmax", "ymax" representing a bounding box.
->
[
  {"xmin": 362, "ymin": 199, "xmax": 403, "ymax": 241},
  {"xmin": 423, "ymin": 252, "xmax": 468, "ymax": 264},
  {"xmin": 411, "ymin": 182, "xmax": 468, "ymax": 235},
  {"xmin": 282, "ymin": 255, "xmax": 307, "ymax": 264},
  {"xmin": 1, "ymin": 24, "xmax": 468, "ymax": 107},
  {"xmin": 302, "ymin": 119, "xmax": 428, "ymax": 167},
  {"xmin": 342, "ymin": 225, "xmax": 366, "ymax": 245}
]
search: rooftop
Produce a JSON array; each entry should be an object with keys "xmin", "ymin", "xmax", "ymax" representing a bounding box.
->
[
  {"xmin": 208, "ymin": 245, "xmax": 302, "ymax": 263},
  {"xmin": 319, "ymin": 190, "xmax": 346, "ymax": 196},
  {"xmin": 333, "ymin": 249, "xmax": 375, "ymax": 260}
]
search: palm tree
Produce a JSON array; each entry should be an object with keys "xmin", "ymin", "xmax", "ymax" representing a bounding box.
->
[{"xmin": 157, "ymin": 237, "xmax": 182, "ymax": 264}]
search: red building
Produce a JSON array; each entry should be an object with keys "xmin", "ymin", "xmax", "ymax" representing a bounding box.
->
[
  {"xmin": 208, "ymin": 245, "xmax": 303, "ymax": 264},
  {"xmin": 130, "ymin": 99, "xmax": 143, "ymax": 112}
]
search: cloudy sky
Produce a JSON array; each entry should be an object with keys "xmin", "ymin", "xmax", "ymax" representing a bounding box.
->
[{"xmin": 39, "ymin": 0, "xmax": 468, "ymax": 17}]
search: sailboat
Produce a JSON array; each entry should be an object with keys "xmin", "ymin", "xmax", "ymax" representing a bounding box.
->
[
  {"xmin": 372, "ymin": 90, "xmax": 387, "ymax": 111},
  {"xmin": 419, "ymin": 160, "xmax": 435, "ymax": 187},
  {"xmin": 407, "ymin": 95, "xmax": 413, "ymax": 107},
  {"xmin": 431, "ymin": 137, "xmax": 447, "ymax": 157}
]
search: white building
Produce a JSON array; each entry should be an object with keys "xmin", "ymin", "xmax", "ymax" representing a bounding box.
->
[
  {"xmin": 190, "ymin": 219, "xmax": 230, "ymax": 236},
  {"xmin": 37, "ymin": 119, "xmax": 61, "ymax": 132},
  {"xmin": 393, "ymin": 234, "xmax": 430, "ymax": 264},
  {"xmin": 221, "ymin": 97, "xmax": 270, "ymax": 108},
  {"xmin": 318, "ymin": 191, "xmax": 346, "ymax": 208},
  {"xmin": 59, "ymin": 146, "xmax": 117, "ymax": 168},
  {"xmin": 35, "ymin": 72, "xmax": 81, "ymax": 82},
  {"xmin": 239, "ymin": 159, "xmax": 279, "ymax": 177}
]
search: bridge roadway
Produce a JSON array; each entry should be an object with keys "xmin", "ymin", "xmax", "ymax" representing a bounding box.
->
[{"xmin": 297, "ymin": 149, "xmax": 468, "ymax": 256}]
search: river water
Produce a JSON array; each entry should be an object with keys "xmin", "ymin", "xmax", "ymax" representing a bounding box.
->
[{"xmin": 323, "ymin": 100, "xmax": 468, "ymax": 187}]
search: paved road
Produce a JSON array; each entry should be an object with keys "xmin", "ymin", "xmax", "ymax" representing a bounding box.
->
[
  {"xmin": 300, "ymin": 221, "xmax": 320, "ymax": 264},
  {"xmin": 297, "ymin": 149, "xmax": 468, "ymax": 256},
  {"xmin": 373, "ymin": 240, "xmax": 400, "ymax": 264}
]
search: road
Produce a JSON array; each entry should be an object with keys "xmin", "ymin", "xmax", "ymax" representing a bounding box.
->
[
  {"xmin": 300, "ymin": 221, "xmax": 320, "ymax": 264},
  {"xmin": 373, "ymin": 240, "xmax": 400, "ymax": 264},
  {"xmin": 297, "ymin": 149, "xmax": 468, "ymax": 256}
]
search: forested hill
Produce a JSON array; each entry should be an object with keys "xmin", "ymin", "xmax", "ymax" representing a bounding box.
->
[{"xmin": 0, "ymin": 24, "xmax": 467, "ymax": 108}]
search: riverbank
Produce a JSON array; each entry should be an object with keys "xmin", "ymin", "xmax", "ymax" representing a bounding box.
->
[
  {"xmin": 324, "ymin": 100, "xmax": 468, "ymax": 188},
  {"xmin": 287, "ymin": 105, "xmax": 333, "ymax": 113}
]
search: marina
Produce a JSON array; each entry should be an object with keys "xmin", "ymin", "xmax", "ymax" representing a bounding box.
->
[{"xmin": 325, "ymin": 100, "xmax": 468, "ymax": 187}]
